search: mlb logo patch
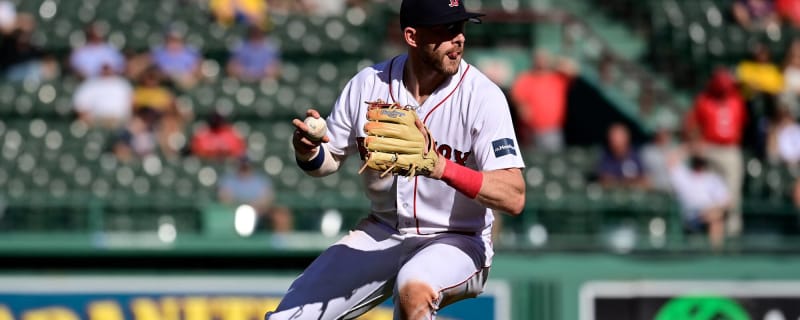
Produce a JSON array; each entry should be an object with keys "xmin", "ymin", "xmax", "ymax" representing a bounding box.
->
[{"xmin": 492, "ymin": 138, "xmax": 516, "ymax": 157}]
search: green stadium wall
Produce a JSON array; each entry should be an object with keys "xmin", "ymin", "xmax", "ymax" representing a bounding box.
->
[{"xmin": 2, "ymin": 245, "xmax": 800, "ymax": 320}]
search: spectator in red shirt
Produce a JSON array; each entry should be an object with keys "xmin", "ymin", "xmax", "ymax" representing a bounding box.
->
[
  {"xmin": 684, "ymin": 68, "xmax": 747, "ymax": 236},
  {"xmin": 510, "ymin": 49, "xmax": 577, "ymax": 152},
  {"xmin": 686, "ymin": 70, "xmax": 747, "ymax": 145},
  {"xmin": 777, "ymin": 0, "xmax": 800, "ymax": 27},
  {"xmin": 191, "ymin": 112, "xmax": 246, "ymax": 160}
]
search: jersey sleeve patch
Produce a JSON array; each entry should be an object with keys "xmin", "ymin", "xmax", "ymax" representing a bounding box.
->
[{"xmin": 491, "ymin": 138, "xmax": 517, "ymax": 158}]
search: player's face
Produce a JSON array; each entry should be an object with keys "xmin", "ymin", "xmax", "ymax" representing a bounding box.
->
[{"xmin": 416, "ymin": 21, "xmax": 466, "ymax": 76}]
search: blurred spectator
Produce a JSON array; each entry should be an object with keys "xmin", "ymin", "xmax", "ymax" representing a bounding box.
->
[
  {"xmin": 684, "ymin": 68, "xmax": 747, "ymax": 236},
  {"xmin": 209, "ymin": 0, "xmax": 267, "ymax": 28},
  {"xmin": 766, "ymin": 102, "xmax": 800, "ymax": 165},
  {"xmin": 191, "ymin": 112, "xmax": 246, "ymax": 160},
  {"xmin": 133, "ymin": 67, "xmax": 187, "ymax": 158},
  {"xmin": 346, "ymin": 0, "xmax": 383, "ymax": 10},
  {"xmin": 226, "ymin": 26, "xmax": 281, "ymax": 82},
  {"xmin": 783, "ymin": 40, "xmax": 800, "ymax": 114},
  {"xmin": 304, "ymin": 0, "xmax": 346, "ymax": 16},
  {"xmin": 510, "ymin": 49, "xmax": 577, "ymax": 152},
  {"xmin": 637, "ymin": 83, "xmax": 657, "ymax": 127},
  {"xmin": 638, "ymin": 84, "xmax": 680, "ymax": 133},
  {"xmin": 641, "ymin": 125, "xmax": 677, "ymax": 192},
  {"xmin": 267, "ymin": 0, "xmax": 311, "ymax": 15},
  {"xmin": 777, "ymin": 0, "xmax": 800, "ymax": 27},
  {"xmin": 112, "ymin": 109, "xmax": 159, "ymax": 163},
  {"xmin": 150, "ymin": 29, "xmax": 202, "ymax": 89},
  {"xmin": 218, "ymin": 157, "xmax": 292, "ymax": 233},
  {"xmin": 73, "ymin": 64, "xmax": 133, "ymax": 129},
  {"xmin": 0, "ymin": 14, "xmax": 58, "ymax": 82},
  {"xmin": 596, "ymin": 123, "xmax": 649, "ymax": 189},
  {"xmin": 668, "ymin": 152, "xmax": 730, "ymax": 250},
  {"xmin": 733, "ymin": 0, "xmax": 780, "ymax": 31},
  {"xmin": 133, "ymin": 67, "xmax": 177, "ymax": 115},
  {"xmin": 477, "ymin": 58, "xmax": 514, "ymax": 88},
  {"xmin": 738, "ymin": 43, "xmax": 784, "ymax": 99},
  {"xmin": 0, "ymin": 1, "xmax": 16, "ymax": 34},
  {"xmin": 597, "ymin": 52, "xmax": 618, "ymax": 86},
  {"xmin": 69, "ymin": 23, "xmax": 125, "ymax": 79},
  {"xmin": 738, "ymin": 44, "xmax": 781, "ymax": 157}
]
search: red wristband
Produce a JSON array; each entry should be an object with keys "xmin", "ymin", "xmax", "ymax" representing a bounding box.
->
[{"xmin": 440, "ymin": 159, "xmax": 483, "ymax": 199}]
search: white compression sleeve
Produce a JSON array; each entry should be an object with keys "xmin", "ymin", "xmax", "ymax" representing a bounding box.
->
[{"xmin": 295, "ymin": 144, "xmax": 341, "ymax": 177}]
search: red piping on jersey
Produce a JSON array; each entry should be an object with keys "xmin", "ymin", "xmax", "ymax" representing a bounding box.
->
[
  {"xmin": 411, "ymin": 63, "xmax": 471, "ymax": 234},
  {"xmin": 422, "ymin": 64, "xmax": 471, "ymax": 123},
  {"xmin": 387, "ymin": 55, "xmax": 472, "ymax": 111}
]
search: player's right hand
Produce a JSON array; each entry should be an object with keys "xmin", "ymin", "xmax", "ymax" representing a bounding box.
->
[{"xmin": 292, "ymin": 109, "xmax": 330, "ymax": 159}]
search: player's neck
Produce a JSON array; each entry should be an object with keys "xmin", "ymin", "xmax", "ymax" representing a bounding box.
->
[{"xmin": 403, "ymin": 55, "xmax": 447, "ymax": 105}]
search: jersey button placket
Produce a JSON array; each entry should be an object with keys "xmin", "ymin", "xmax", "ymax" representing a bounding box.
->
[{"xmin": 397, "ymin": 179, "xmax": 414, "ymax": 230}]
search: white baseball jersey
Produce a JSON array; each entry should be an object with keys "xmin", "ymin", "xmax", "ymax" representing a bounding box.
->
[
  {"xmin": 269, "ymin": 54, "xmax": 524, "ymax": 320},
  {"xmin": 324, "ymin": 54, "xmax": 525, "ymax": 235}
]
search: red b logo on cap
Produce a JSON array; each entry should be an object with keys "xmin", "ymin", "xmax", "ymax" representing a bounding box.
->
[{"xmin": 449, "ymin": 0, "xmax": 459, "ymax": 7}]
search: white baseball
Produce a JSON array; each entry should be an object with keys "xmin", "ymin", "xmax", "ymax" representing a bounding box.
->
[{"xmin": 303, "ymin": 116, "xmax": 327, "ymax": 141}]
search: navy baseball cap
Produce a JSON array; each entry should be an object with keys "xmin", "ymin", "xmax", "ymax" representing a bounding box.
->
[{"xmin": 400, "ymin": 0, "xmax": 485, "ymax": 29}]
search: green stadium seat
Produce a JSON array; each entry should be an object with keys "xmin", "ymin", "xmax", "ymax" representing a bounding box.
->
[
  {"xmin": 245, "ymin": 131, "xmax": 268, "ymax": 162},
  {"xmin": 745, "ymin": 157, "xmax": 766, "ymax": 197},
  {"xmin": 277, "ymin": 166, "xmax": 300, "ymax": 190},
  {"xmin": 546, "ymin": 156, "xmax": 568, "ymax": 178},
  {"xmin": 0, "ymin": 166, "xmax": 7, "ymax": 188},
  {"xmin": 525, "ymin": 167, "xmax": 545, "ymax": 190},
  {"xmin": 201, "ymin": 203, "xmax": 239, "ymax": 237},
  {"xmin": 565, "ymin": 170, "xmax": 587, "ymax": 191}
]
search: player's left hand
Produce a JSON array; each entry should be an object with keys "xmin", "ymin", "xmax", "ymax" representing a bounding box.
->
[{"xmin": 360, "ymin": 101, "xmax": 439, "ymax": 177}]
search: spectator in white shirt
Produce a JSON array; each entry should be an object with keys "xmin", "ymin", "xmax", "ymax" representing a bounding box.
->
[
  {"xmin": 783, "ymin": 40, "xmax": 800, "ymax": 115},
  {"xmin": 73, "ymin": 64, "xmax": 133, "ymax": 129},
  {"xmin": 69, "ymin": 23, "xmax": 125, "ymax": 79},
  {"xmin": 669, "ymin": 152, "xmax": 731, "ymax": 249},
  {"xmin": 767, "ymin": 105, "xmax": 800, "ymax": 165},
  {"xmin": 641, "ymin": 125, "xmax": 677, "ymax": 192}
]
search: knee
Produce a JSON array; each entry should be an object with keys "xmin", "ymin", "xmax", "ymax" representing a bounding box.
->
[
  {"xmin": 703, "ymin": 208, "xmax": 726, "ymax": 223},
  {"xmin": 397, "ymin": 281, "xmax": 438, "ymax": 320}
]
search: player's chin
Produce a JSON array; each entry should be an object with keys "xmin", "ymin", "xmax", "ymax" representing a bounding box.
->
[{"xmin": 438, "ymin": 59, "xmax": 460, "ymax": 76}]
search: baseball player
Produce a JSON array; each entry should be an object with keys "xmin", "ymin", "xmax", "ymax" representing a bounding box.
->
[{"xmin": 267, "ymin": 0, "xmax": 525, "ymax": 319}]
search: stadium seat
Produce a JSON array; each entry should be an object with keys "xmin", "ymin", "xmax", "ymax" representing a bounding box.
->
[{"xmin": 0, "ymin": 0, "xmax": 792, "ymax": 251}]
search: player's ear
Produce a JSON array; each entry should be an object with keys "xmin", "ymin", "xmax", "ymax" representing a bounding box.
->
[{"xmin": 403, "ymin": 27, "xmax": 418, "ymax": 48}]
